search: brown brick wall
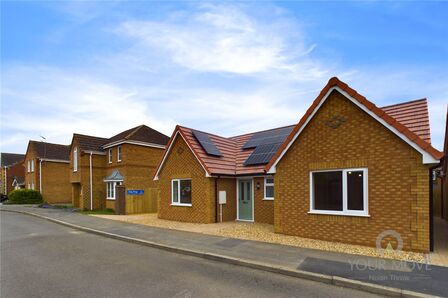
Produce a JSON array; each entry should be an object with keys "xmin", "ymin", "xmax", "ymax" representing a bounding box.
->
[
  {"xmin": 103, "ymin": 144, "xmax": 165, "ymax": 211},
  {"xmin": 24, "ymin": 147, "xmax": 39, "ymax": 191},
  {"xmin": 71, "ymin": 151, "xmax": 107, "ymax": 210},
  {"xmin": 217, "ymin": 178, "xmax": 237, "ymax": 222},
  {"xmin": 275, "ymin": 90, "xmax": 432, "ymax": 252},
  {"xmin": 158, "ymin": 136, "xmax": 216, "ymax": 223},
  {"xmin": 254, "ymin": 177, "xmax": 274, "ymax": 224},
  {"xmin": 40, "ymin": 161, "xmax": 71, "ymax": 203}
]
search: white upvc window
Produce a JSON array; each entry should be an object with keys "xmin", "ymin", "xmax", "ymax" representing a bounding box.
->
[
  {"xmin": 73, "ymin": 147, "xmax": 78, "ymax": 172},
  {"xmin": 171, "ymin": 179, "xmax": 192, "ymax": 206},
  {"xmin": 106, "ymin": 181, "xmax": 122, "ymax": 200},
  {"xmin": 264, "ymin": 177, "xmax": 274, "ymax": 200},
  {"xmin": 31, "ymin": 160, "xmax": 34, "ymax": 172},
  {"xmin": 31, "ymin": 182, "xmax": 34, "ymax": 190},
  {"xmin": 28, "ymin": 183, "xmax": 31, "ymax": 189},
  {"xmin": 309, "ymin": 168, "xmax": 369, "ymax": 217},
  {"xmin": 27, "ymin": 160, "xmax": 31, "ymax": 173},
  {"xmin": 108, "ymin": 149, "xmax": 112, "ymax": 164},
  {"xmin": 117, "ymin": 146, "xmax": 121, "ymax": 162}
]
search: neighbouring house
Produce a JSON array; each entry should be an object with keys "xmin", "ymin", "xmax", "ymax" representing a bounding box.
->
[
  {"xmin": 69, "ymin": 125, "xmax": 169, "ymax": 212},
  {"xmin": 69, "ymin": 134, "xmax": 109, "ymax": 210},
  {"xmin": 154, "ymin": 77, "xmax": 442, "ymax": 252},
  {"xmin": 12, "ymin": 177, "xmax": 25, "ymax": 190},
  {"xmin": 24, "ymin": 141, "xmax": 71, "ymax": 204},
  {"xmin": 0, "ymin": 153, "xmax": 25, "ymax": 195}
]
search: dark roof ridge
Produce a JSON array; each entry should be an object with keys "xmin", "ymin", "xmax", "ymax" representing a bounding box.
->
[
  {"xmin": 124, "ymin": 124, "xmax": 146, "ymax": 140},
  {"xmin": 73, "ymin": 133, "xmax": 108, "ymax": 140}
]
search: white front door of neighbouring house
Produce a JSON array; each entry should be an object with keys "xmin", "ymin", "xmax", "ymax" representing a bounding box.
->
[{"xmin": 237, "ymin": 179, "xmax": 253, "ymax": 221}]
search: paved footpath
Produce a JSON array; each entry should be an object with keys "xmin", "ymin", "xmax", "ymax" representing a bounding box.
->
[{"xmin": 1, "ymin": 205, "xmax": 447, "ymax": 297}]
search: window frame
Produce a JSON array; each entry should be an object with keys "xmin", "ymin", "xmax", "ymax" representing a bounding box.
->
[
  {"xmin": 108, "ymin": 149, "xmax": 112, "ymax": 164},
  {"xmin": 27, "ymin": 160, "xmax": 30, "ymax": 173},
  {"xmin": 31, "ymin": 160, "xmax": 34, "ymax": 172},
  {"xmin": 263, "ymin": 177, "xmax": 274, "ymax": 200},
  {"xmin": 73, "ymin": 147, "xmax": 78, "ymax": 172},
  {"xmin": 106, "ymin": 181, "xmax": 122, "ymax": 200},
  {"xmin": 309, "ymin": 168, "xmax": 369, "ymax": 217},
  {"xmin": 171, "ymin": 179, "xmax": 192, "ymax": 206},
  {"xmin": 117, "ymin": 146, "xmax": 121, "ymax": 162}
]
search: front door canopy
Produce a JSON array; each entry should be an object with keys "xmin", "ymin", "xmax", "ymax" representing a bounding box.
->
[{"xmin": 104, "ymin": 170, "xmax": 124, "ymax": 182}]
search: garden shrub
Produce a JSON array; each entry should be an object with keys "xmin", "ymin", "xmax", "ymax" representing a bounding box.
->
[{"xmin": 7, "ymin": 189, "xmax": 43, "ymax": 204}]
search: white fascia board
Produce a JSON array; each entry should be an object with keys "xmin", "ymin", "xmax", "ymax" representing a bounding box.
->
[
  {"xmin": 103, "ymin": 140, "xmax": 166, "ymax": 150},
  {"xmin": 268, "ymin": 86, "xmax": 439, "ymax": 174},
  {"xmin": 83, "ymin": 150, "xmax": 106, "ymax": 155},
  {"xmin": 39, "ymin": 158, "xmax": 70, "ymax": 164}
]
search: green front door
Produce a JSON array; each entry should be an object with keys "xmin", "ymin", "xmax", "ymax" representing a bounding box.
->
[{"xmin": 238, "ymin": 179, "xmax": 253, "ymax": 221}]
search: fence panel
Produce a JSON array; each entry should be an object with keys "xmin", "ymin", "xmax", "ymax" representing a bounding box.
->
[{"xmin": 125, "ymin": 188, "xmax": 158, "ymax": 214}]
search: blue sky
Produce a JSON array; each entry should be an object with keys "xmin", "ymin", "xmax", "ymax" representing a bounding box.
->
[{"xmin": 1, "ymin": 1, "xmax": 447, "ymax": 153}]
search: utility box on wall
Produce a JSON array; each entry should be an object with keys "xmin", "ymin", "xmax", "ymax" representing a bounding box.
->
[{"xmin": 219, "ymin": 190, "xmax": 226, "ymax": 204}]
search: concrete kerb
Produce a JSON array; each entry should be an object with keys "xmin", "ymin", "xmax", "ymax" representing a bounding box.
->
[{"xmin": 0, "ymin": 209, "xmax": 439, "ymax": 298}]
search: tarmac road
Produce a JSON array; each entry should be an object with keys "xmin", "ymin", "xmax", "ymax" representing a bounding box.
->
[{"xmin": 0, "ymin": 212, "xmax": 380, "ymax": 298}]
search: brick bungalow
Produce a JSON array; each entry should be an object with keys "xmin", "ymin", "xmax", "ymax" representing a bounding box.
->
[
  {"xmin": 24, "ymin": 141, "xmax": 71, "ymax": 204},
  {"xmin": 0, "ymin": 153, "xmax": 25, "ymax": 195},
  {"xmin": 153, "ymin": 125, "xmax": 293, "ymax": 224},
  {"xmin": 154, "ymin": 77, "xmax": 442, "ymax": 252},
  {"xmin": 69, "ymin": 125, "xmax": 169, "ymax": 211}
]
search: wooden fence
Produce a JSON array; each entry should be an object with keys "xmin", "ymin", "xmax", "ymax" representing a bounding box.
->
[{"xmin": 125, "ymin": 188, "xmax": 159, "ymax": 214}]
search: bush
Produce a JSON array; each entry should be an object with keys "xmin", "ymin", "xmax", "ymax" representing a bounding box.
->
[{"xmin": 7, "ymin": 189, "xmax": 43, "ymax": 204}]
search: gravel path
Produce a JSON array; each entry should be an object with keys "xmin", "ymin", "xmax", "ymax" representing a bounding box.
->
[{"xmin": 93, "ymin": 213, "xmax": 427, "ymax": 263}]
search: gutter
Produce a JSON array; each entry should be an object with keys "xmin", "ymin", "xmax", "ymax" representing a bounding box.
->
[
  {"xmin": 90, "ymin": 152, "xmax": 93, "ymax": 210},
  {"xmin": 39, "ymin": 159, "xmax": 43, "ymax": 193},
  {"xmin": 4, "ymin": 167, "xmax": 7, "ymax": 194}
]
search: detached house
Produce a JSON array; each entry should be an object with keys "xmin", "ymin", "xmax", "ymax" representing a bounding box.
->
[
  {"xmin": 24, "ymin": 141, "xmax": 71, "ymax": 203},
  {"xmin": 154, "ymin": 77, "xmax": 442, "ymax": 252},
  {"xmin": 70, "ymin": 125, "xmax": 169, "ymax": 212},
  {"xmin": 1, "ymin": 153, "xmax": 25, "ymax": 195},
  {"xmin": 70, "ymin": 134, "xmax": 109, "ymax": 210}
]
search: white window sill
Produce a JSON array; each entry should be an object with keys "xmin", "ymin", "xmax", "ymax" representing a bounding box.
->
[
  {"xmin": 106, "ymin": 198, "xmax": 116, "ymax": 201},
  {"xmin": 263, "ymin": 198, "xmax": 274, "ymax": 201},
  {"xmin": 171, "ymin": 203, "xmax": 192, "ymax": 207},
  {"xmin": 308, "ymin": 211, "xmax": 370, "ymax": 217}
]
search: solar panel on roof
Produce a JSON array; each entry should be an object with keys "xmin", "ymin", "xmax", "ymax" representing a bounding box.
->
[
  {"xmin": 244, "ymin": 142, "xmax": 282, "ymax": 166},
  {"xmin": 192, "ymin": 130, "xmax": 223, "ymax": 157},
  {"xmin": 243, "ymin": 126, "xmax": 293, "ymax": 149}
]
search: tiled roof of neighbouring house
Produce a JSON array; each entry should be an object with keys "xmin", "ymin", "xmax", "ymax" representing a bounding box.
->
[
  {"xmin": 104, "ymin": 125, "xmax": 170, "ymax": 148},
  {"xmin": 29, "ymin": 141, "xmax": 70, "ymax": 161},
  {"xmin": 1, "ymin": 153, "xmax": 25, "ymax": 167},
  {"xmin": 73, "ymin": 134, "xmax": 109, "ymax": 152},
  {"xmin": 156, "ymin": 77, "xmax": 442, "ymax": 178},
  {"xmin": 381, "ymin": 98, "xmax": 431, "ymax": 143}
]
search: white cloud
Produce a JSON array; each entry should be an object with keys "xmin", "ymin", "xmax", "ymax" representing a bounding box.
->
[
  {"xmin": 0, "ymin": 65, "xmax": 176, "ymax": 152},
  {"xmin": 116, "ymin": 3, "xmax": 328, "ymax": 79}
]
